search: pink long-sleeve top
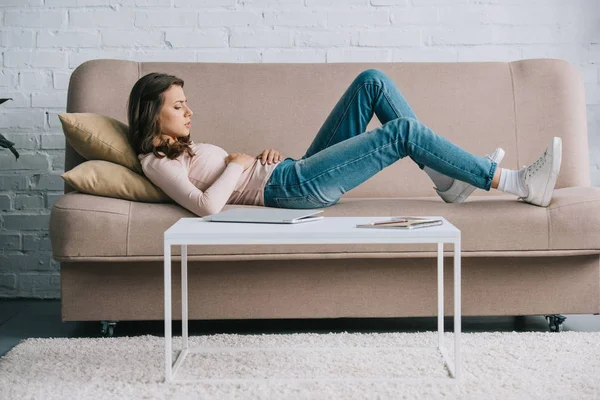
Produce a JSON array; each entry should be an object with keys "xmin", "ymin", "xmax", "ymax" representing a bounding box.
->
[{"xmin": 139, "ymin": 141, "xmax": 278, "ymax": 216}]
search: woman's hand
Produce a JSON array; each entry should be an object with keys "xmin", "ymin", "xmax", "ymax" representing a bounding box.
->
[
  {"xmin": 257, "ymin": 149, "xmax": 284, "ymax": 165},
  {"xmin": 225, "ymin": 153, "xmax": 256, "ymax": 171}
]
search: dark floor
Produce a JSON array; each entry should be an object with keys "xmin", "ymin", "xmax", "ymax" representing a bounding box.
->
[{"xmin": 1, "ymin": 299, "xmax": 599, "ymax": 358}]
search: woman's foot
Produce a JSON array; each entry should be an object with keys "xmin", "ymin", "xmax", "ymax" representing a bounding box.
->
[
  {"xmin": 436, "ymin": 148, "xmax": 505, "ymax": 203},
  {"xmin": 517, "ymin": 137, "xmax": 562, "ymax": 207}
]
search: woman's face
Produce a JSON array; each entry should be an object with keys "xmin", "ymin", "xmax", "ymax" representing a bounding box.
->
[{"xmin": 158, "ymin": 84, "xmax": 193, "ymax": 141}]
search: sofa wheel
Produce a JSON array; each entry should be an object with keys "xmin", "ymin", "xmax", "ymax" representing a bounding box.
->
[
  {"xmin": 544, "ymin": 315, "xmax": 566, "ymax": 332},
  {"xmin": 100, "ymin": 321, "xmax": 118, "ymax": 337}
]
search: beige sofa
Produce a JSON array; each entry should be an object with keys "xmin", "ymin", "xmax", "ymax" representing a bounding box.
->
[{"xmin": 50, "ymin": 59, "xmax": 600, "ymax": 334}]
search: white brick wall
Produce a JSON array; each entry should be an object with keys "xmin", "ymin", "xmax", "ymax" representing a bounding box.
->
[{"xmin": 0, "ymin": 0, "xmax": 599, "ymax": 298}]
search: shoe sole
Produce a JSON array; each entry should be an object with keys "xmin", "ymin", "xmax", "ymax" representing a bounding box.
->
[
  {"xmin": 451, "ymin": 148, "xmax": 506, "ymax": 203},
  {"xmin": 538, "ymin": 137, "xmax": 562, "ymax": 207}
]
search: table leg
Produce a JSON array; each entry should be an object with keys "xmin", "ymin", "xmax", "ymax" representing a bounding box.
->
[
  {"xmin": 182, "ymin": 245, "xmax": 188, "ymax": 349},
  {"xmin": 437, "ymin": 242, "xmax": 444, "ymax": 349},
  {"xmin": 164, "ymin": 241, "xmax": 172, "ymax": 382},
  {"xmin": 454, "ymin": 237, "xmax": 462, "ymax": 380}
]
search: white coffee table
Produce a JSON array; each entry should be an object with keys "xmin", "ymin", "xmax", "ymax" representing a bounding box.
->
[{"xmin": 164, "ymin": 216, "xmax": 462, "ymax": 383}]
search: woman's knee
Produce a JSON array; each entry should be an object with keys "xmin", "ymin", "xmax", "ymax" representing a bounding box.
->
[
  {"xmin": 390, "ymin": 116, "xmax": 417, "ymax": 130},
  {"xmin": 356, "ymin": 68, "xmax": 390, "ymax": 85},
  {"xmin": 388, "ymin": 117, "xmax": 418, "ymax": 146}
]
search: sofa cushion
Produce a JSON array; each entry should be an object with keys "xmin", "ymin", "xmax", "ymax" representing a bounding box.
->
[
  {"xmin": 49, "ymin": 187, "xmax": 600, "ymax": 261},
  {"xmin": 58, "ymin": 113, "xmax": 143, "ymax": 174},
  {"xmin": 61, "ymin": 160, "xmax": 171, "ymax": 203}
]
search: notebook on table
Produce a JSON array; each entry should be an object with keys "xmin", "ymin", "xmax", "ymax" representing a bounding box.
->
[
  {"xmin": 203, "ymin": 208, "xmax": 324, "ymax": 224},
  {"xmin": 356, "ymin": 217, "xmax": 443, "ymax": 230}
]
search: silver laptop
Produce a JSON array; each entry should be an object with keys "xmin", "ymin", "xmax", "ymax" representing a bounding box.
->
[{"xmin": 203, "ymin": 208, "xmax": 324, "ymax": 224}]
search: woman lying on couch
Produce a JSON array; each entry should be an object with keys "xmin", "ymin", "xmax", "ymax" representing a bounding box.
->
[{"xmin": 127, "ymin": 69, "xmax": 562, "ymax": 217}]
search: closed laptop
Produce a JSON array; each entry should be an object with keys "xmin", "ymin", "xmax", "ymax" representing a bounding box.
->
[{"xmin": 203, "ymin": 208, "xmax": 324, "ymax": 224}]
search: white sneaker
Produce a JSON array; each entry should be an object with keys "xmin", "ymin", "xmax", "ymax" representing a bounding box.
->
[
  {"xmin": 518, "ymin": 137, "xmax": 562, "ymax": 207},
  {"xmin": 435, "ymin": 148, "xmax": 505, "ymax": 204}
]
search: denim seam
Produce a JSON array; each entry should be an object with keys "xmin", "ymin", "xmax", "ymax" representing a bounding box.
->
[
  {"xmin": 374, "ymin": 83, "xmax": 403, "ymax": 119},
  {"xmin": 276, "ymin": 138, "xmax": 487, "ymax": 190},
  {"xmin": 307, "ymin": 193, "xmax": 330, "ymax": 206},
  {"xmin": 268, "ymin": 137, "xmax": 402, "ymax": 189},
  {"xmin": 406, "ymin": 139, "xmax": 484, "ymax": 184},
  {"xmin": 322, "ymin": 82, "xmax": 369, "ymax": 150},
  {"xmin": 272, "ymin": 129, "xmax": 488, "ymax": 192},
  {"xmin": 486, "ymin": 161, "xmax": 496, "ymax": 191},
  {"xmin": 362, "ymin": 81, "xmax": 404, "ymax": 120},
  {"xmin": 322, "ymin": 80, "xmax": 398, "ymax": 150},
  {"xmin": 274, "ymin": 194, "xmax": 328, "ymax": 207},
  {"xmin": 273, "ymin": 195, "xmax": 304, "ymax": 208},
  {"xmin": 304, "ymin": 140, "xmax": 398, "ymax": 185}
]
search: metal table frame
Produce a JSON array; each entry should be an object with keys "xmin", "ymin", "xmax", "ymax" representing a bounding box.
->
[{"xmin": 164, "ymin": 217, "xmax": 461, "ymax": 383}]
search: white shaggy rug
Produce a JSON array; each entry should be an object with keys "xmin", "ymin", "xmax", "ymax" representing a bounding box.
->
[{"xmin": 1, "ymin": 331, "xmax": 599, "ymax": 399}]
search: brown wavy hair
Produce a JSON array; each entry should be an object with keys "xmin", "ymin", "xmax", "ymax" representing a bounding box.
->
[{"xmin": 127, "ymin": 72, "xmax": 195, "ymax": 160}]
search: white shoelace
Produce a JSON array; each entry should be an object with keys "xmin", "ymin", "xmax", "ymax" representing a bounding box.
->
[
  {"xmin": 516, "ymin": 152, "xmax": 547, "ymax": 200},
  {"xmin": 523, "ymin": 150, "xmax": 547, "ymax": 180}
]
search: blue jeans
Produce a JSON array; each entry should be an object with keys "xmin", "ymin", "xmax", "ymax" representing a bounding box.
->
[{"xmin": 263, "ymin": 69, "xmax": 498, "ymax": 209}]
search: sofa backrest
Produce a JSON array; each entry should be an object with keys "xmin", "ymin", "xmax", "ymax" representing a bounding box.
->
[{"xmin": 65, "ymin": 59, "xmax": 590, "ymax": 198}]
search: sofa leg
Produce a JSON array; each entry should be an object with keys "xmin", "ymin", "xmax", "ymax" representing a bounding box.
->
[
  {"xmin": 100, "ymin": 320, "xmax": 118, "ymax": 337},
  {"xmin": 544, "ymin": 315, "xmax": 567, "ymax": 332}
]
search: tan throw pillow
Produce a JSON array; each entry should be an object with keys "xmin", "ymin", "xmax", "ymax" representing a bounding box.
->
[
  {"xmin": 58, "ymin": 113, "xmax": 143, "ymax": 174},
  {"xmin": 62, "ymin": 160, "xmax": 172, "ymax": 203}
]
